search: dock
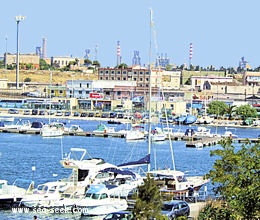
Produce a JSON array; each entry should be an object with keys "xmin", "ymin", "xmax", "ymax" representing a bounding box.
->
[
  {"xmin": 186, "ymin": 136, "xmax": 222, "ymax": 148},
  {"xmin": 0, "ymin": 127, "xmax": 126, "ymax": 138}
]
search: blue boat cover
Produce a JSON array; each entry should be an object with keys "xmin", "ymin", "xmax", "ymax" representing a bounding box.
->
[{"xmin": 117, "ymin": 154, "xmax": 150, "ymax": 168}]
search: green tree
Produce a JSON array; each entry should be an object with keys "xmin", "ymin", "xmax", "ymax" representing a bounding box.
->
[
  {"xmin": 39, "ymin": 59, "xmax": 51, "ymax": 70},
  {"xmin": 207, "ymin": 100, "xmax": 227, "ymax": 116},
  {"xmin": 117, "ymin": 63, "xmax": 128, "ymax": 69},
  {"xmin": 84, "ymin": 58, "xmax": 92, "ymax": 66},
  {"xmin": 236, "ymin": 104, "xmax": 258, "ymax": 120},
  {"xmin": 225, "ymin": 105, "xmax": 236, "ymax": 120},
  {"xmin": 24, "ymin": 77, "xmax": 31, "ymax": 82},
  {"xmin": 208, "ymin": 140, "xmax": 260, "ymax": 219},
  {"xmin": 133, "ymin": 174, "xmax": 165, "ymax": 220},
  {"xmin": 92, "ymin": 60, "xmax": 100, "ymax": 68},
  {"xmin": 198, "ymin": 201, "xmax": 235, "ymax": 220}
]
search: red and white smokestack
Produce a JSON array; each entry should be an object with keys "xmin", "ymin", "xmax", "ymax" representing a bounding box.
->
[{"xmin": 117, "ymin": 41, "xmax": 121, "ymax": 66}]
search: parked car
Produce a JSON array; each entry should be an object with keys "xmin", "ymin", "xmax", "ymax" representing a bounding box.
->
[
  {"xmin": 56, "ymin": 110, "xmax": 63, "ymax": 116},
  {"xmin": 161, "ymin": 200, "xmax": 190, "ymax": 219},
  {"xmin": 64, "ymin": 111, "xmax": 71, "ymax": 116},
  {"xmin": 109, "ymin": 112, "xmax": 117, "ymax": 118},
  {"xmin": 88, "ymin": 112, "xmax": 94, "ymax": 117},
  {"xmin": 32, "ymin": 109, "xmax": 38, "ymax": 115},
  {"xmin": 73, "ymin": 111, "xmax": 80, "ymax": 117},
  {"xmin": 103, "ymin": 211, "xmax": 134, "ymax": 220},
  {"xmin": 8, "ymin": 109, "xmax": 19, "ymax": 114},
  {"xmin": 39, "ymin": 110, "xmax": 46, "ymax": 115},
  {"xmin": 101, "ymin": 113, "xmax": 109, "ymax": 118},
  {"xmin": 23, "ymin": 109, "xmax": 31, "ymax": 115},
  {"xmin": 80, "ymin": 112, "xmax": 87, "ymax": 117}
]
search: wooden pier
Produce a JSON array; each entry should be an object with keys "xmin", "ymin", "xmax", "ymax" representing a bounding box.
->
[
  {"xmin": 186, "ymin": 136, "xmax": 222, "ymax": 148},
  {"xmin": 0, "ymin": 127, "xmax": 126, "ymax": 138}
]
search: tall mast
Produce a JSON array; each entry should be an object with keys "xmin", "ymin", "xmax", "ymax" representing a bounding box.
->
[{"xmin": 147, "ymin": 9, "xmax": 153, "ymax": 172}]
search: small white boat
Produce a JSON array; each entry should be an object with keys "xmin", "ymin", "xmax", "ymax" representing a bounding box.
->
[
  {"xmin": 77, "ymin": 184, "xmax": 128, "ymax": 216},
  {"xmin": 4, "ymin": 119, "xmax": 31, "ymax": 131},
  {"xmin": 151, "ymin": 127, "xmax": 166, "ymax": 142},
  {"xmin": 41, "ymin": 122, "xmax": 65, "ymax": 137},
  {"xmin": 222, "ymin": 130, "xmax": 238, "ymax": 138},
  {"xmin": 0, "ymin": 179, "xmax": 34, "ymax": 208},
  {"xmin": 20, "ymin": 181, "xmax": 70, "ymax": 208},
  {"xmin": 125, "ymin": 125, "xmax": 145, "ymax": 141},
  {"xmin": 68, "ymin": 125, "xmax": 84, "ymax": 133},
  {"xmin": 195, "ymin": 126, "xmax": 213, "ymax": 137},
  {"xmin": 92, "ymin": 123, "xmax": 116, "ymax": 136}
]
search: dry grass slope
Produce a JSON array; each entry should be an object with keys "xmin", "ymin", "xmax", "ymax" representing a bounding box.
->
[{"xmin": 0, "ymin": 69, "xmax": 98, "ymax": 84}]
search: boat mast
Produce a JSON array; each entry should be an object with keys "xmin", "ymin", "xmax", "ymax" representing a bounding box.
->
[{"xmin": 147, "ymin": 8, "xmax": 153, "ymax": 172}]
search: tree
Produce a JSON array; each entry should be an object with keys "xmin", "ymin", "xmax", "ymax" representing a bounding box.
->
[
  {"xmin": 207, "ymin": 100, "xmax": 227, "ymax": 116},
  {"xmin": 117, "ymin": 63, "xmax": 128, "ymax": 69},
  {"xmin": 225, "ymin": 105, "xmax": 236, "ymax": 120},
  {"xmin": 236, "ymin": 104, "xmax": 258, "ymax": 120},
  {"xmin": 84, "ymin": 58, "xmax": 92, "ymax": 66},
  {"xmin": 92, "ymin": 60, "xmax": 100, "ymax": 68},
  {"xmin": 133, "ymin": 174, "xmax": 164, "ymax": 219},
  {"xmin": 39, "ymin": 59, "xmax": 51, "ymax": 70},
  {"xmin": 208, "ymin": 139, "xmax": 260, "ymax": 219}
]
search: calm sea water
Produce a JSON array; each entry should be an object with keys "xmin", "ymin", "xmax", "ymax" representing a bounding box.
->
[{"xmin": 0, "ymin": 118, "xmax": 258, "ymax": 219}]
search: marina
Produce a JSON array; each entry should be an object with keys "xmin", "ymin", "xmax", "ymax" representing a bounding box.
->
[{"xmin": 0, "ymin": 116, "xmax": 259, "ymax": 219}]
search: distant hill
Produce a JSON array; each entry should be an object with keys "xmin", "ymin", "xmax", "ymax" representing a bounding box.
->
[{"xmin": 0, "ymin": 69, "xmax": 98, "ymax": 84}]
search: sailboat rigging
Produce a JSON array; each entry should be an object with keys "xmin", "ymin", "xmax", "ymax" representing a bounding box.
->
[{"xmin": 146, "ymin": 9, "xmax": 209, "ymax": 196}]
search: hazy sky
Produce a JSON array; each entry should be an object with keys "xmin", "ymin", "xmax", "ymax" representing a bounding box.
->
[{"xmin": 1, "ymin": 0, "xmax": 259, "ymax": 69}]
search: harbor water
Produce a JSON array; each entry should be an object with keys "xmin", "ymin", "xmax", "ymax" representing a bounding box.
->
[{"xmin": 0, "ymin": 118, "xmax": 258, "ymax": 219}]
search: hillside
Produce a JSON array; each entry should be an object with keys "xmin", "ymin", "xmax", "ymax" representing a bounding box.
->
[{"xmin": 0, "ymin": 69, "xmax": 98, "ymax": 85}]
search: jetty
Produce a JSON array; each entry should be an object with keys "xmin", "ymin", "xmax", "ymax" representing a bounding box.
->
[{"xmin": 186, "ymin": 136, "xmax": 222, "ymax": 148}]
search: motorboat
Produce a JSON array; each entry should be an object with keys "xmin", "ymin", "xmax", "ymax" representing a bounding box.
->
[
  {"xmin": 196, "ymin": 116, "xmax": 214, "ymax": 124},
  {"xmin": 183, "ymin": 114, "xmax": 197, "ymax": 125},
  {"xmin": 148, "ymin": 169, "xmax": 210, "ymax": 194},
  {"xmin": 222, "ymin": 128, "xmax": 238, "ymax": 138},
  {"xmin": 60, "ymin": 148, "xmax": 144, "ymax": 199},
  {"xmin": 4, "ymin": 119, "xmax": 31, "ymax": 131},
  {"xmin": 20, "ymin": 181, "xmax": 71, "ymax": 208},
  {"xmin": 0, "ymin": 179, "xmax": 34, "ymax": 208},
  {"xmin": 151, "ymin": 127, "xmax": 166, "ymax": 142},
  {"xmin": 125, "ymin": 125, "xmax": 145, "ymax": 141},
  {"xmin": 76, "ymin": 184, "xmax": 128, "ymax": 216},
  {"xmin": 28, "ymin": 121, "xmax": 44, "ymax": 133},
  {"xmin": 92, "ymin": 123, "xmax": 116, "ymax": 136},
  {"xmin": 194, "ymin": 126, "xmax": 213, "ymax": 137},
  {"xmin": 40, "ymin": 122, "xmax": 65, "ymax": 137},
  {"xmin": 68, "ymin": 125, "xmax": 84, "ymax": 133}
]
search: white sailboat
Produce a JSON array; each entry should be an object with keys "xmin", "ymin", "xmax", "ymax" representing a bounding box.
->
[
  {"xmin": 40, "ymin": 71, "xmax": 64, "ymax": 137},
  {"xmin": 146, "ymin": 9, "xmax": 209, "ymax": 196}
]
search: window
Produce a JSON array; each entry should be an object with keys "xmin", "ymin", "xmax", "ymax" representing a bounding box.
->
[
  {"xmin": 111, "ymin": 70, "xmax": 115, "ymax": 74},
  {"xmin": 134, "ymin": 78, "xmax": 137, "ymax": 81},
  {"xmin": 117, "ymin": 71, "xmax": 121, "ymax": 74},
  {"xmin": 140, "ymin": 71, "xmax": 143, "ymax": 75},
  {"xmin": 59, "ymin": 90, "xmax": 63, "ymax": 94},
  {"xmin": 100, "ymin": 70, "xmax": 103, "ymax": 74},
  {"xmin": 111, "ymin": 77, "xmax": 114, "ymax": 80},
  {"xmin": 134, "ymin": 71, "xmax": 137, "ymax": 75},
  {"xmin": 139, "ymin": 78, "xmax": 143, "ymax": 81},
  {"xmin": 100, "ymin": 77, "xmax": 103, "ymax": 80},
  {"xmin": 105, "ymin": 70, "xmax": 109, "ymax": 74},
  {"xmin": 123, "ymin": 77, "xmax": 126, "ymax": 80},
  {"xmin": 106, "ymin": 77, "xmax": 108, "ymax": 80},
  {"xmin": 146, "ymin": 78, "xmax": 149, "ymax": 81},
  {"xmin": 117, "ymin": 77, "xmax": 120, "ymax": 80},
  {"xmin": 123, "ymin": 71, "xmax": 127, "ymax": 74}
]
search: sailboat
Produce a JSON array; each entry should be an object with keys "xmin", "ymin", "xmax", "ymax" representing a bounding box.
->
[
  {"xmin": 40, "ymin": 71, "xmax": 64, "ymax": 137},
  {"xmin": 146, "ymin": 9, "xmax": 209, "ymax": 197}
]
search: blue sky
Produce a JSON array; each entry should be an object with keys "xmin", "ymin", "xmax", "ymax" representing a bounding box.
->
[{"xmin": 0, "ymin": 0, "xmax": 259, "ymax": 69}]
